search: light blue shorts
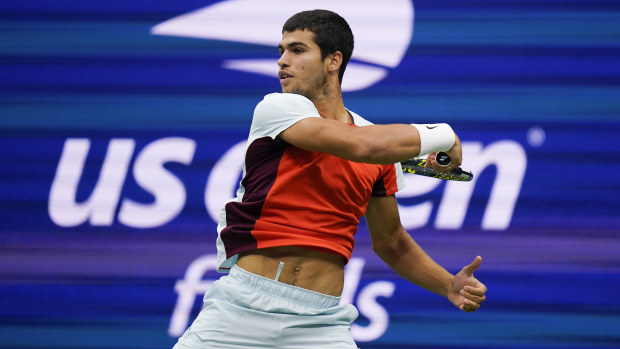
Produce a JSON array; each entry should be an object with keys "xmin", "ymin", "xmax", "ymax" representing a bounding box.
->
[{"xmin": 173, "ymin": 265, "xmax": 359, "ymax": 349}]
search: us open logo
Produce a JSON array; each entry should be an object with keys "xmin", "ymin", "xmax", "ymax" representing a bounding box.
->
[{"xmin": 151, "ymin": 0, "xmax": 414, "ymax": 92}]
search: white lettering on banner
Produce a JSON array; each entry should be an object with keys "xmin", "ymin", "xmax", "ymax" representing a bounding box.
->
[
  {"xmin": 353, "ymin": 281, "xmax": 395, "ymax": 341},
  {"xmin": 168, "ymin": 255, "xmax": 218, "ymax": 337},
  {"xmin": 206, "ymin": 140, "xmax": 527, "ymax": 230},
  {"xmin": 436, "ymin": 141, "xmax": 526, "ymax": 230},
  {"xmin": 396, "ymin": 140, "xmax": 526, "ymax": 230},
  {"xmin": 168, "ymin": 255, "xmax": 392, "ymax": 342},
  {"xmin": 341, "ymin": 258, "xmax": 395, "ymax": 342},
  {"xmin": 118, "ymin": 138, "xmax": 196, "ymax": 228},
  {"xmin": 49, "ymin": 138, "xmax": 135, "ymax": 227},
  {"xmin": 49, "ymin": 137, "xmax": 196, "ymax": 228},
  {"xmin": 49, "ymin": 138, "xmax": 525, "ymax": 230}
]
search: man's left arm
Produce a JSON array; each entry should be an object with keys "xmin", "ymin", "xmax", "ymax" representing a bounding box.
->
[{"xmin": 365, "ymin": 195, "xmax": 487, "ymax": 312}]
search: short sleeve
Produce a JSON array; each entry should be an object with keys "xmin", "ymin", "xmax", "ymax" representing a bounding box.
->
[
  {"xmin": 250, "ymin": 93, "xmax": 321, "ymax": 140},
  {"xmin": 371, "ymin": 162, "xmax": 406, "ymax": 197}
]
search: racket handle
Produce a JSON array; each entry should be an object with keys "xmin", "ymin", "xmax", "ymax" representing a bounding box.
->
[{"xmin": 436, "ymin": 152, "xmax": 451, "ymax": 167}]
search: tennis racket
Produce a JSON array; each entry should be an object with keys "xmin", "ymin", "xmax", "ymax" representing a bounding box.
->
[{"xmin": 401, "ymin": 152, "xmax": 473, "ymax": 181}]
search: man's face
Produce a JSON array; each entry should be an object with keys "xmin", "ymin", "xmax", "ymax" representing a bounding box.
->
[{"xmin": 277, "ymin": 29, "xmax": 328, "ymax": 100}]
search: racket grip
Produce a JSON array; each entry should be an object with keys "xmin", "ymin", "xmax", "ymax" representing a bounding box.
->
[{"xmin": 436, "ymin": 152, "xmax": 451, "ymax": 167}]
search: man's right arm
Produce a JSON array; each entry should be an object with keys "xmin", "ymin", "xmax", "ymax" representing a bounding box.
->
[
  {"xmin": 279, "ymin": 117, "xmax": 462, "ymax": 169},
  {"xmin": 279, "ymin": 117, "xmax": 422, "ymax": 164}
]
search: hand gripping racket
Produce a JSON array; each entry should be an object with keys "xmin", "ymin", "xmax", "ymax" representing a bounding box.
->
[{"xmin": 401, "ymin": 152, "xmax": 473, "ymax": 182}]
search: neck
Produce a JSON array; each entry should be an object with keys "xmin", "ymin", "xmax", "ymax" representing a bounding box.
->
[{"xmin": 312, "ymin": 83, "xmax": 352, "ymax": 123}]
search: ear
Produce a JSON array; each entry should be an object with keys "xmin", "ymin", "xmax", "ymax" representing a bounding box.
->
[{"xmin": 325, "ymin": 51, "xmax": 343, "ymax": 77}]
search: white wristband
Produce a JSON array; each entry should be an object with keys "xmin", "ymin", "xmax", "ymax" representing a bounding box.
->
[{"xmin": 411, "ymin": 123, "xmax": 456, "ymax": 156}]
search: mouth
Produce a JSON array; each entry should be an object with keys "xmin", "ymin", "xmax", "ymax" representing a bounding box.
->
[{"xmin": 279, "ymin": 70, "xmax": 293, "ymax": 83}]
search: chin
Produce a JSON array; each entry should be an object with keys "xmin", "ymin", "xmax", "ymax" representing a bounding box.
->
[{"xmin": 289, "ymin": 87, "xmax": 310, "ymax": 98}]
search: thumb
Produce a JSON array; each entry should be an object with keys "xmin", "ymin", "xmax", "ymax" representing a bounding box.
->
[{"xmin": 461, "ymin": 256, "xmax": 482, "ymax": 276}]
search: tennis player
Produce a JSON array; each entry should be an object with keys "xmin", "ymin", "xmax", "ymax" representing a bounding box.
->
[{"xmin": 174, "ymin": 9, "xmax": 487, "ymax": 349}]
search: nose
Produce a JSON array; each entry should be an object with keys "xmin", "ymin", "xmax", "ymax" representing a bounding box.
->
[{"xmin": 277, "ymin": 51, "xmax": 289, "ymax": 68}]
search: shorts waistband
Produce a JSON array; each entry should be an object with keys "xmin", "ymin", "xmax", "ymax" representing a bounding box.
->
[{"xmin": 229, "ymin": 265, "xmax": 341, "ymax": 309}]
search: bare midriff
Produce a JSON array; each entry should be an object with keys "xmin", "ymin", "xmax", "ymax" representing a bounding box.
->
[{"xmin": 237, "ymin": 246, "xmax": 345, "ymax": 297}]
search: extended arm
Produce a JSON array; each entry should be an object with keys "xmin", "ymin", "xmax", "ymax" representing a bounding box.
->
[
  {"xmin": 365, "ymin": 195, "xmax": 487, "ymax": 311},
  {"xmin": 279, "ymin": 117, "xmax": 462, "ymax": 168},
  {"xmin": 279, "ymin": 117, "xmax": 422, "ymax": 164}
]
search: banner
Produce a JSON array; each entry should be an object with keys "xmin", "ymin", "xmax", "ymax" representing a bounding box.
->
[{"xmin": 1, "ymin": 1, "xmax": 619, "ymax": 348}]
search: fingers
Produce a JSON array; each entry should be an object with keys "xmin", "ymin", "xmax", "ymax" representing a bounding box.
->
[
  {"xmin": 426, "ymin": 152, "xmax": 463, "ymax": 173},
  {"xmin": 424, "ymin": 152, "xmax": 436, "ymax": 168},
  {"xmin": 455, "ymin": 256, "xmax": 486, "ymax": 313},
  {"xmin": 461, "ymin": 285, "xmax": 486, "ymax": 303},
  {"xmin": 461, "ymin": 256, "xmax": 482, "ymax": 276},
  {"xmin": 459, "ymin": 299, "xmax": 480, "ymax": 312},
  {"xmin": 465, "ymin": 283, "xmax": 487, "ymax": 297},
  {"xmin": 459, "ymin": 284, "xmax": 487, "ymax": 312},
  {"xmin": 426, "ymin": 152, "xmax": 455, "ymax": 173}
]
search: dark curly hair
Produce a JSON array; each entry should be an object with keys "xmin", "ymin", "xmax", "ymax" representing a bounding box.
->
[{"xmin": 282, "ymin": 9, "xmax": 354, "ymax": 85}]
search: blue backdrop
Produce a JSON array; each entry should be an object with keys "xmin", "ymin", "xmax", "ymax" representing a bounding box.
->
[{"xmin": 1, "ymin": 1, "xmax": 619, "ymax": 348}]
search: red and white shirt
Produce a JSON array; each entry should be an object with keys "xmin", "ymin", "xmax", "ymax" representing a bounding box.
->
[{"xmin": 216, "ymin": 93, "xmax": 405, "ymax": 272}]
